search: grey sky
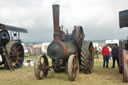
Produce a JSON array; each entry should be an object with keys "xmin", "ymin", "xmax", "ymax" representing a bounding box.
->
[{"xmin": 0, "ymin": 0, "xmax": 128, "ymax": 42}]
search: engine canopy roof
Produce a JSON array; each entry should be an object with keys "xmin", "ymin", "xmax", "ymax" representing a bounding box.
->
[{"xmin": 0, "ymin": 23, "xmax": 28, "ymax": 33}]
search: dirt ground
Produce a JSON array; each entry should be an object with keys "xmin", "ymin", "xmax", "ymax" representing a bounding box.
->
[{"xmin": 0, "ymin": 55, "xmax": 127, "ymax": 85}]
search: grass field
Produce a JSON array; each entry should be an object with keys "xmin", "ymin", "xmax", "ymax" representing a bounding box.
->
[
  {"xmin": 24, "ymin": 56, "xmax": 37, "ymax": 60},
  {"xmin": 0, "ymin": 56, "xmax": 127, "ymax": 85}
]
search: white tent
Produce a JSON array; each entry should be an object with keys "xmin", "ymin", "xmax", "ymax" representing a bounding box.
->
[{"xmin": 41, "ymin": 42, "xmax": 50, "ymax": 54}]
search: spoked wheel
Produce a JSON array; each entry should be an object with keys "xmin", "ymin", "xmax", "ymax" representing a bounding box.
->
[
  {"xmin": 80, "ymin": 41, "xmax": 94, "ymax": 74},
  {"xmin": 122, "ymin": 50, "xmax": 128, "ymax": 82},
  {"xmin": 34, "ymin": 55, "xmax": 49, "ymax": 80},
  {"xmin": 68, "ymin": 54, "xmax": 79, "ymax": 81},
  {"xmin": 5, "ymin": 41, "xmax": 24, "ymax": 68}
]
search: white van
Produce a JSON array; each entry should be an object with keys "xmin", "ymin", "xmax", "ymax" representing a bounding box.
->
[{"xmin": 105, "ymin": 39, "xmax": 119, "ymax": 49}]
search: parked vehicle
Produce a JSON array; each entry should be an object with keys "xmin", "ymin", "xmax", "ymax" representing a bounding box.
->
[
  {"xmin": 34, "ymin": 4, "xmax": 94, "ymax": 81},
  {"xmin": 105, "ymin": 39, "xmax": 119, "ymax": 49},
  {"xmin": 0, "ymin": 23, "xmax": 27, "ymax": 71},
  {"xmin": 119, "ymin": 10, "xmax": 128, "ymax": 82}
]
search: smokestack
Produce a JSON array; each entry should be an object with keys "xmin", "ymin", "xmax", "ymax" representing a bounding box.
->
[{"xmin": 52, "ymin": 4, "xmax": 60, "ymax": 40}]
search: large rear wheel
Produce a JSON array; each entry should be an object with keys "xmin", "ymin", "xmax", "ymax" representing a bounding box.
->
[
  {"xmin": 80, "ymin": 41, "xmax": 94, "ymax": 74},
  {"xmin": 5, "ymin": 41, "xmax": 24, "ymax": 69}
]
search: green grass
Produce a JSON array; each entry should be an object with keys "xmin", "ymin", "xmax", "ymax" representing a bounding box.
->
[
  {"xmin": 0, "ymin": 57, "xmax": 127, "ymax": 85},
  {"xmin": 24, "ymin": 56, "xmax": 37, "ymax": 60},
  {"xmin": 24, "ymin": 56, "xmax": 50, "ymax": 60}
]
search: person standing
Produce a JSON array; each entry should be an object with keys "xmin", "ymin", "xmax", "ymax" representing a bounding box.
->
[
  {"xmin": 101, "ymin": 44, "xmax": 110, "ymax": 68},
  {"xmin": 112, "ymin": 44, "xmax": 119, "ymax": 68}
]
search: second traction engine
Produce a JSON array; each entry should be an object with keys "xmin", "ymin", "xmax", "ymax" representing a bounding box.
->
[{"xmin": 34, "ymin": 4, "xmax": 94, "ymax": 81}]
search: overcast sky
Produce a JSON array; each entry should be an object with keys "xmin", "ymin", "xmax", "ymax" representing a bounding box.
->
[{"xmin": 0, "ymin": 0, "xmax": 128, "ymax": 42}]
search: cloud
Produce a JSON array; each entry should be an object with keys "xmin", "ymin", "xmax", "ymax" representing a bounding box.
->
[{"xmin": 0, "ymin": 0, "xmax": 128, "ymax": 42}]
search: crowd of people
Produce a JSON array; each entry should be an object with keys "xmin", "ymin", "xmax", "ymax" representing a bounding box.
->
[{"xmin": 101, "ymin": 43, "xmax": 119, "ymax": 68}]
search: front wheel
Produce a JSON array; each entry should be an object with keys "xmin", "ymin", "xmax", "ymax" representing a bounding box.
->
[
  {"xmin": 68, "ymin": 54, "xmax": 79, "ymax": 81},
  {"xmin": 34, "ymin": 55, "xmax": 49, "ymax": 80}
]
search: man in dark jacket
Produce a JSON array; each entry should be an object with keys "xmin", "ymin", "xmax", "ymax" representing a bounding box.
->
[{"xmin": 112, "ymin": 44, "xmax": 119, "ymax": 68}]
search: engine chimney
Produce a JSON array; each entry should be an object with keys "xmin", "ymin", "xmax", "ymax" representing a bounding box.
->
[{"xmin": 52, "ymin": 4, "xmax": 60, "ymax": 40}]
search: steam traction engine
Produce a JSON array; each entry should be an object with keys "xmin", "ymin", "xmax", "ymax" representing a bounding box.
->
[
  {"xmin": 0, "ymin": 23, "xmax": 27, "ymax": 71},
  {"xmin": 34, "ymin": 4, "xmax": 94, "ymax": 81},
  {"xmin": 119, "ymin": 10, "xmax": 128, "ymax": 82}
]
